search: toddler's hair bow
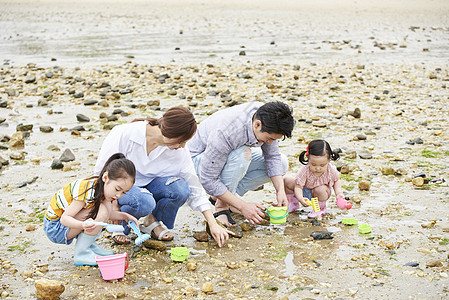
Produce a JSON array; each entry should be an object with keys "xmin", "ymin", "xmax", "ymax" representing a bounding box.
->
[{"xmin": 305, "ymin": 145, "xmax": 309, "ymax": 156}]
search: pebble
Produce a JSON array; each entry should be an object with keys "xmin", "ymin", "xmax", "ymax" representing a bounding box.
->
[
  {"xmin": 310, "ymin": 231, "xmax": 334, "ymax": 240},
  {"xmin": 201, "ymin": 282, "xmax": 213, "ymax": 293},
  {"xmin": 358, "ymin": 181, "xmax": 371, "ymax": 190}
]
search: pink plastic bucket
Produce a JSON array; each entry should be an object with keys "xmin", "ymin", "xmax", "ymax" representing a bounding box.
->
[{"xmin": 95, "ymin": 253, "xmax": 129, "ymax": 280}]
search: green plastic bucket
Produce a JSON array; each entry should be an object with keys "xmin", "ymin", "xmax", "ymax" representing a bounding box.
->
[
  {"xmin": 170, "ymin": 247, "xmax": 190, "ymax": 262},
  {"xmin": 266, "ymin": 206, "xmax": 288, "ymax": 224}
]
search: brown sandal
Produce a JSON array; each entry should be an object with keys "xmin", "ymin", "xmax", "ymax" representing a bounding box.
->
[{"xmin": 111, "ymin": 232, "xmax": 130, "ymax": 245}]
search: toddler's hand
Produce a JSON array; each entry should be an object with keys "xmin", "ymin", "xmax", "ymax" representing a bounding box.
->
[{"xmin": 83, "ymin": 218, "xmax": 96, "ymax": 233}]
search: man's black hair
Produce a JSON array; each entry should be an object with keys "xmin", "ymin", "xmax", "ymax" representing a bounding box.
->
[{"xmin": 254, "ymin": 101, "xmax": 294, "ymax": 138}]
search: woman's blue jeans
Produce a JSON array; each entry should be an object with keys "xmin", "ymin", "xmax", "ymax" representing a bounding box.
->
[
  {"xmin": 192, "ymin": 146, "xmax": 288, "ymax": 197},
  {"xmin": 117, "ymin": 176, "xmax": 190, "ymax": 234}
]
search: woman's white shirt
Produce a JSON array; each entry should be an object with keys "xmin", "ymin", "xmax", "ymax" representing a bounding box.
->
[{"xmin": 94, "ymin": 121, "xmax": 210, "ymax": 212}]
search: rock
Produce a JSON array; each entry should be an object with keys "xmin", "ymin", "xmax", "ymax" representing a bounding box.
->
[
  {"xmin": 26, "ymin": 224, "xmax": 37, "ymax": 231},
  {"xmin": 8, "ymin": 132, "xmax": 25, "ymax": 149},
  {"xmin": 340, "ymin": 165, "xmax": 350, "ymax": 174},
  {"xmin": 147, "ymin": 100, "xmax": 160, "ymax": 106},
  {"xmin": 186, "ymin": 261, "xmax": 197, "ymax": 271},
  {"xmin": 355, "ymin": 134, "xmax": 367, "ymax": 140},
  {"xmin": 40, "ymin": 126, "xmax": 54, "ymax": 133},
  {"xmin": 59, "ymin": 149, "xmax": 75, "ymax": 162},
  {"xmin": 35, "ymin": 278, "xmax": 65, "ymax": 300},
  {"xmin": 227, "ymin": 225, "xmax": 243, "ymax": 238},
  {"xmin": 426, "ymin": 260, "xmax": 443, "ymax": 267},
  {"xmin": 239, "ymin": 51, "xmax": 246, "ymax": 56},
  {"xmin": 6, "ymin": 88, "xmax": 17, "ymax": 96},
  {"xmin": 83, "ymin": 100, "xmax": 97, "ymax": 105},
  {"xmin": 76, "ymin": 114, "xmax": 90, "ymax": 122},
  {"xmin": 381, "ymin": 167, "xmax": 395, "ymax": 175},
  {"xmin": 358, "ymin": 181, "xmax": 370, "ymax": 191},
  {"xmin": 51, "ymin": 159, "xmax": 63, "ymax": 170},
  {"xmin": 240, "ymin": 222, "xmax": 255, "ymax": 231},
  {"xmin": 17, "ymin": 123, "xmax": 33, "ymax": 132},
  {"xmin": 25, "ymin": 76, "xmax": 36, "ymax": 84},
  {"xmin": 310, "ymin": 231, "xmax": 334, "ymax": 240},
  {"xmin": 10, "ymin": 152, "xmax": 25, "ymax": 160},
  {"xmin": 0, "ymin": 156, "xmax": 9, "ymax": 166},
  {"xmin": 73, "ymin": 92, "xmax": 84, "ymax": 98},
  {"xmin": 359, "ymin": 153, "xmax": 372, "ymax": 159},
  {"xmin": 142, "ymin": 239, "xmax": 166, "ymax": 251},
  {"xmin": 412, "ymin": 177, "xmax": 425, "ymax": 186},
  {"xmin": 348, "ymin": 107, "xmax": 361, "ymax": 118},
  {"xmin": 404, "ymin": 262, "xmax": 419, "ymax": 267},
  {"xmin": 193, "ymin": 231, "xmax": 209, "ymax": 242},
  {"xmin": 201, "ymin": 282, "xmax": 213, "ymax": 293}
]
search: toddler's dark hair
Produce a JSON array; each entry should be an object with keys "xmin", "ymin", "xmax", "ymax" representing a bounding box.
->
[{"xmin": 299, "ymin": 139, "xmax": 339, "ymax": 165}]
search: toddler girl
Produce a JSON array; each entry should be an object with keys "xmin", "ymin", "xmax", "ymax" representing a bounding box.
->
[
  {"xmin": 44, "ymin": 153, "xmax": 139, "ymax": 266},
  {"xmin": 284, "ymin": 139, "xmax": 351, "ymax": 218}
]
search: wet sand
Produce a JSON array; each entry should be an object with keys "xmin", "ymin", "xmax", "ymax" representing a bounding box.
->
[{"xmin": 1, "ymin": 1, "xmax": 449, "ymax": 299}]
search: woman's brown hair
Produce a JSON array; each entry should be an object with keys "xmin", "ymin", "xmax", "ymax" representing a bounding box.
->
[{"xmin": 133, "ymin": 106, "xmax": 197, "ymax": 142}]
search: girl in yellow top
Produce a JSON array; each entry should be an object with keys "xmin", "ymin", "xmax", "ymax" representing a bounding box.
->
[{"xmin": 44, "ymin": 153, "xmax": 139, "ymax": 266}]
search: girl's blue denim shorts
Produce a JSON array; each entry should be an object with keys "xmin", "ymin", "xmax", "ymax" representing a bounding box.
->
[{"xmin": 43, "ymin": 218, "xmax": 74, "ymax": 245}]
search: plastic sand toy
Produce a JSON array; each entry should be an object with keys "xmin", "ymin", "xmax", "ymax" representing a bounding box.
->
[
  {"xmin": 266, "ymin": 206, "xmax": 289, "ymax": 224},
  {"xmin": 170, "ymin": 247, "xmax": 190, "ymax": 262},
  {"xmin": 342, "ymin": 218, "xmax": 358, "ymax": 225},
  {"xmin": 305, "ymin": 197, "xmax": 320, "ymax": 212},
  {"xmin": 358, "ymin": 223, "xmax": 372, "ymax": 234}
]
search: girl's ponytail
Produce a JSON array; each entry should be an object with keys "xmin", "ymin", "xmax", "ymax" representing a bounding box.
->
[{"xmin": 299, "ymin": 139, "xmax": 339, "ymax": 164}]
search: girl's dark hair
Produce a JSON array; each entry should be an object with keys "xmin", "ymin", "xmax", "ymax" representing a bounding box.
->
[
  {"xmin": 133, "ymin": 106, "xmax": 197, "ymax": 142},
  {"xmin": 299, "ymin": 139, "xmax": 340, "ymax": 165},
  {"xmin": 86, "ymin": 153, "xmax": 136, "ymax": 219},
  {"xmin": 254, "ymin": 101, "xmax": 294, "ymax": 139}
]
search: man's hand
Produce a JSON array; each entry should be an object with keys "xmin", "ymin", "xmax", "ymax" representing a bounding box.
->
[{"xmin": 240, "ymin": 202, "xmax": 266, "ymax": 225}]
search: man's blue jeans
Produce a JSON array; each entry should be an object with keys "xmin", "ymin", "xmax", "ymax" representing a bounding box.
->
[
  {"xmin": 192, "ymin": 146, "xmax": 288, "ymax": 197},
  {"xmin": 117, "ymin": 176, "xmax": 190, "ymax": 234}
]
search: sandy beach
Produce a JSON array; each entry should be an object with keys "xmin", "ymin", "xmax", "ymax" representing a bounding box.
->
[{"xmin": 1, "ymin": 0, "xmax": 449, "ymax": 299}]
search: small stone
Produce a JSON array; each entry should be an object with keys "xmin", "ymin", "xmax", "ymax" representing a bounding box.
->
[
  {"xmin": 201, "ymin": 282, "xmax": 213, "ymax": 293},
  {"xmin": 404, "ymin": 262, "xmax": 419, "ymax": 267},
  {"xmin": 17, "ymin": 123, "xmax": 33, "ymax": 132},
  {"xmin": 147, "ymin": 100, "xmax": 160, "ymax": 106},
  {"xmin": 25, "ymin": 76, "xmax": 36, "ymax": 84},
  {"xmin": 310, "ymin": 231, "xmax": 333, "ymax": 240},
  {"xmin": 186, "ymin": 261, "xmax": 197, "ymax": 271},
  {"xmin": 193, "ymin": 231, "xmax": 209, "ymax": 242},
  {"xmin": 426, "ymin": 260, "xmax": 443, "ymax": 267},
  {"xmin": 355, "ymin": 134, "xmax": 367, "ymax": 140},
  {"xmin": 40, "ymin": 126, "xmax": 54, "ymax": 133},
  {"xmin": 26, "ymin": 224, "xmax": 37, "ymax": 231},
  {"xmin": 381, "ymin": 167, "xmax": 395, "ymax": 176},
  {"xmin": 348, "ymin": 108, "xmax": 361, "ymax": 118},
  {"xmin": 59, "ymin": 149, "xmax": 75, "ymax": 162},
  {"xmin": 412, "ymin": 177, "xmax": 425, "ymax": 186},
  {"xmin": 50, "ymin": 159, "xmax": 63, "ymax": 170},
  {"xmin": 35, "ymin": 278, "xmax": 65, "ymax": 300},
  {"xmin": 8, "ymin": 132, "xmax": 25, "ymax": 149},
  {"xmin": 76, "ymin": 114, "xmax": 90, "ymax": 122},
  {"xmin": 359, "ymin": 153, "xmax": 372, "ymax": 159},
  {"xmin": 358, "ymin": 181, "xmax": 370, "ymax": 191},
  {"xmin": 240, "ymin": 222, "xmax": 255, "ymax": 231},
  {"xmin": 142, "ymin": 239, "xmax": 166, "ymax": 251}
]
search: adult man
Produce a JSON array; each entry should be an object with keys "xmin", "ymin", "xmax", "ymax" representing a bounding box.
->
[{"xmin": 188, "ymin": 101, "xmax": 294, "ymax": 226}]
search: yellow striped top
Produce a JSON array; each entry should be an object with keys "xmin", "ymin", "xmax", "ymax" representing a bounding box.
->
[{"xmin": 45, "ymin": 178, "xmax": 97, "ymax": 221}]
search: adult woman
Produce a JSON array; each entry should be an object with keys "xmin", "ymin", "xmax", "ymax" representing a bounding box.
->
[{"xmin": 94, "ymin": 107, "xmax": 231, "ymax": 246}]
